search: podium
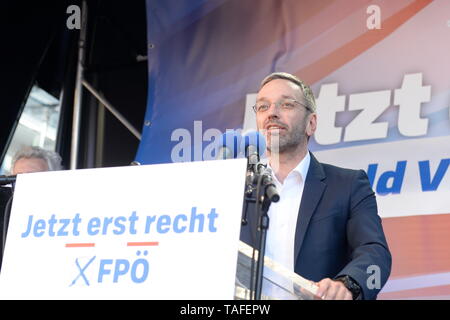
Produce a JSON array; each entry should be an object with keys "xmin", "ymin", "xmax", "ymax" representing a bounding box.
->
[
  {"xmin": 235, "ymin": 241, "xmax": 318, "ymax": 300},
  {"xmin": 0, "ymin": 160, "xmax": 319, "ymax": 299}
]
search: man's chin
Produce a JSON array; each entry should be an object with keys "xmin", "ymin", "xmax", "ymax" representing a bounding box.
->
[{"xmin": 267, "ymin": 143, "xmax": 286, "ymax": 154}]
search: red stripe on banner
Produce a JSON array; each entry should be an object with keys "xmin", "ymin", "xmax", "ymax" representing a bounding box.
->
[
  {"xmin": 127, "ymin": 242, "xmax": 159, "ymax": 247},
  {"xmin": 65, "ymin": 243, "xmax": 96, "ymax": 248},
  {"xmin": 382, "ymin": 213, "xmax": 450, "ymax": 278},
  {"xmin": 297, "ymin": 0, "xmax": 434, "ymax": 85}
]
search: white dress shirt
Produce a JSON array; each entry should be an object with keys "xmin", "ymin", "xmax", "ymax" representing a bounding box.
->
[{"xmin": 265, "ymin": 152, "xmax": 310, "ymax": 272}]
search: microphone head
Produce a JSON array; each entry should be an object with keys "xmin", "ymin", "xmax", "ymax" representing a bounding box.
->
[
  {"xmin": 241, "ymin": 130, "xmax": 266, "ymax": 158},
  {"xmin": 216, "ymin": 130, "xmax": 242, "ymax": 159}
]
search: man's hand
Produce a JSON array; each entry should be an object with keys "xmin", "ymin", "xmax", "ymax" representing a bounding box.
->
[{"xmin": 315, "ymin": 278, "xmax": 353, "ymax": 300}]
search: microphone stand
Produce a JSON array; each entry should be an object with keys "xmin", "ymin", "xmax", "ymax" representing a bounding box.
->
[{"xmin": 241, "ymin": 161, "xmax": 279, "ymax": 300}]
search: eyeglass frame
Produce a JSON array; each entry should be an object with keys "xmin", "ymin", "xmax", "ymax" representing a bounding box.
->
[{"xmin": 252, "ymin": 98, "xmax": 313, "ymax": 114}]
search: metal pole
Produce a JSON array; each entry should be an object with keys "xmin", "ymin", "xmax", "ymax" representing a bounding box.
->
[
  {"xmin": 82, "ymin": 80, "xmax": 142, "ymax": 140},
  {"xmin": 70, "ymin": 0, "xmax": 88, "ymax": 170}
]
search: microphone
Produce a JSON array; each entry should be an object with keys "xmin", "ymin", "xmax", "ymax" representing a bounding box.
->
[
  {"xmin": 260, "ymin": 168, "xmax": 280, "ymax": 203},
  {"xmin": 216, "ymin": 130, "xmax": 242, "ymax": 160},
  {"xmin": 241, "ymin": 130, "xmax": 266, "ymax": 165},
  {"xmin": 241, "ymin": 131, "xmax": 279, "ymax": 203}
]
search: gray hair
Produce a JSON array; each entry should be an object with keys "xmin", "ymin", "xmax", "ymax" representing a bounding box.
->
[
  {"xmin": 12, "ymin": 146, "xmax": 63, "ymax": 171},
  {"xmin": 259, "ymin": 72, "xmax": 317, "ymax": 113}
]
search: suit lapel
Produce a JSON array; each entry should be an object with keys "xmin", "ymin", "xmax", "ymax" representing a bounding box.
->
[{"xmin": 293, "ymin": 152, "xmax": 327, "ymax": 263}]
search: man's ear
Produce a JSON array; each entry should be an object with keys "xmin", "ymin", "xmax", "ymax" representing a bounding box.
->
[{"xmin": 306, "ymin": 113, "xmax": 317, "ymax": 138}]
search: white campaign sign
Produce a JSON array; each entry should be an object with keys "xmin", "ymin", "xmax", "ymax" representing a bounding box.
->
[{"xmin": 0, "ymin": 159, "xmax": 247, "ymax": 299}]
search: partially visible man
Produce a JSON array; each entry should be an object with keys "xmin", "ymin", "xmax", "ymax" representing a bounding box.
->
[
  {"xmin": 240, "ymin": 72, "xmax": 392, "ymax": 300},
  {"xmin": 11, "ymin": 146, "xmax": 63, "ymax": 175},
  {"xmin": 1, "ymin": 147, "xmax": 63, "ymax": 270}
]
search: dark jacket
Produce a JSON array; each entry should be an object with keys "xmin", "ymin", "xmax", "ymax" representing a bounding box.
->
[{"xmin": 240, "ymin": 152, "xmax": 392, "ymax": 300}]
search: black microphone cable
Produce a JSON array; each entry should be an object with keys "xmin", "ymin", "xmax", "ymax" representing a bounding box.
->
[{"xmin": 2, "ymin": 193, "xmax": 13, "ymax": 263}]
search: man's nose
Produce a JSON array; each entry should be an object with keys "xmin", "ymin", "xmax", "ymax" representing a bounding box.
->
[{"xmin": 267, "ymin": 102, "xmax": 281, "ymax": 119}]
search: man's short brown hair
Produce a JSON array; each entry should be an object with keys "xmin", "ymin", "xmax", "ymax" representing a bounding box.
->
[{"xmin": 259, "ymin": 72, "xmax": 316, "ymax": 113}]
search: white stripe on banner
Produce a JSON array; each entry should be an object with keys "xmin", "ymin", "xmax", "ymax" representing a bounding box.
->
[
  {"xmin": 381, "ymin": 272, "xmax": 450, "ymax": 293},
  {"xmin": 314, "ymin": 135, "xmax": 450, "ymax": 218}
]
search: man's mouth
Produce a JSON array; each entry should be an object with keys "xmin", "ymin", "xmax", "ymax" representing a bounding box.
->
[{"xmin": 265, "ymin": 124, "xmax": 286, "ymax": 132}]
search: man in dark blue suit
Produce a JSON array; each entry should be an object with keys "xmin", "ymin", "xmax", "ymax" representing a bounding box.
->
[{"xmin": 240, "ymin": 72, "xmax": 391, "ymax": 300}]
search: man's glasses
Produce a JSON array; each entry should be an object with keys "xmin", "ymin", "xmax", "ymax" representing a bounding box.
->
[{"xmin": 252, "ymin": 98, "xmax": 310, "ymax": 113}]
